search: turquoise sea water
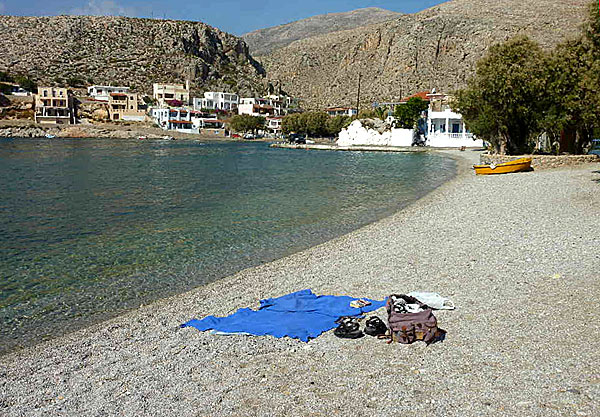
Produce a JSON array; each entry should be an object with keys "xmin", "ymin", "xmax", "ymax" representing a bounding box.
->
[{"xmin": 0, "ymin": 138, "xmax": 456, "ymax": 353}]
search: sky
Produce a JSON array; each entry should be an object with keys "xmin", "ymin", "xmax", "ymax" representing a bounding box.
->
[{"xmin": 0, "ymin": 0, "xmax": 446, "ymax": 35}]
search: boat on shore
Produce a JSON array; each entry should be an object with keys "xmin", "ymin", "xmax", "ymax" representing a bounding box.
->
[
  {"xmin": 44, "ymin": 133, "xmax": 56, "ymax": 139},
  {"xmin": 473, "ymin": 157, "xmax": 532, "ymax": 175}
]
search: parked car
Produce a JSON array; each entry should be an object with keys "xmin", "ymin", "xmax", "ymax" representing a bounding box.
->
[{"xmin": 288, "ymin": 133, "xmax": 306, "ymax": 144}]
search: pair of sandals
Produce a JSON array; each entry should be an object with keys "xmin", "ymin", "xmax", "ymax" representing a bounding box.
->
[{"xmin": 333, "ymin": 316, "xmax": 388, "ymax": 339}]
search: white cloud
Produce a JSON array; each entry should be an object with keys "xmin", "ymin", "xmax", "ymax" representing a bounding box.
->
[{"xmin": 70, "ymin": 0, "xmax": 136, "ymax": 17}]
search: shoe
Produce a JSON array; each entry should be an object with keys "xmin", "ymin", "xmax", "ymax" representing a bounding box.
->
[
  {"xmin": 333, "ymin": 317, "xmax": 364, "ymax": 339},
  {"xmin": 364, "ymin": 316, "xmax": 388, "ymax": 337}
]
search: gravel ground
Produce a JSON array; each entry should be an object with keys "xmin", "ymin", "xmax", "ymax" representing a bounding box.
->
[{"xmin": 1, "ymin": 151, "xmax": 599, "ymax": 416}]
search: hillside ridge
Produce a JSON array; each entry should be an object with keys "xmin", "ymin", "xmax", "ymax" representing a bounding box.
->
[
  {"xmin": 261, "ymin": 0, "xmax": 590, "ymax": 109},
  {"xmin": 0, "ymin": 15, "xmax": 265, "ymax": 96},
  {"xmin": 242, "ymin": 7, "xmax": 403, "ymax": 56}
]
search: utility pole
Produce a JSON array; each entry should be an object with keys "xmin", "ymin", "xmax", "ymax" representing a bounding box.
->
[{"xmin": 356, "ymin": 72, "xmax": 361, "ymax": 117}]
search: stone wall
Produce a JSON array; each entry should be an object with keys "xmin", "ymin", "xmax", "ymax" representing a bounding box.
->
[{"xmin": 480, "ymin": 154, "xmax": 600, "ymax": 170}]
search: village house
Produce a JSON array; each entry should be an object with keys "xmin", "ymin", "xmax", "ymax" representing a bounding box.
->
[
  {"xmin": 151, "ymin": 107, "xmax": 194, "ymax": 132},
  {"xmin": 267, "ymin": 94, "xmax": 300, "ymax": 112},
  {"xmin": 325, "ymin": 107, "xmax": 358, "ymax": 117},
  {"xmin": 34, "ymin": 87, "xmax": 76, "ymax": 125},
  {"xmin": 263, "ymin": 95, "xmax": 283, "ymax": 115},
  {"xmin": 87, "ymin": 85, "xmax": 130, "ymax": 102},
  {"xmin": 238, "ymin": 98, "xmax": 276, "ymax": 117},
  {"xmin": 193, "ymin": 92, "xmax": 239, "ymax": 111},
  {"xmin": 189, "ymin": 110, "xmax": 225, "ymax": 130},
  {"xmin": 153, "ymin": 82, "xmax": 190, "ymax": 106},
  {"xmin": 107, "ymin": 92, "xmax": 147, "ymax": 122},
  {"xmin": 151, "ymin": 106, "xmax": 225, "ymax": 134},
  {"xmin": 265, "ymin": 116, "xmax": 283, "ymax": 134},
  {"xmin": 425, "ymin": 91, "xmax": 484, "ymax": 147}
]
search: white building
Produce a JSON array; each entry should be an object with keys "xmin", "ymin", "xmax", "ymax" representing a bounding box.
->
[
  {"xmin": 151, "ymin": 107, "xmax": 195, "ymax": 133},
  {"xmin": 153, "ymin": 82, "xmax": 190, "ymax": 106},
  {"xmin": 325, "ymin": 107, "xmax": 358, "ymax": 117},
  {"xmin": 266, "ymin": 116, "xmax": 283, "ymax": 133},
  {"xmin": 190, "ymin": 110, "xmax": 225, "ymax": 130},
  {"xmin": 425, "ymin": 92, "xmax": 484, "ymax": 148},
  {"xmin": 193, "ymin": 92, "xmax": 239, "ymax": 111},
  {"xmin": 238, "ymin": 98, "xmax": 276, "ymax": 117},
  {"xmin": 87, "ymin": 85, "xmax": 130, "ymax": 102},
  {"xmin": 267, "ymin": 95, "xmax": 300, "ymax": 111}
]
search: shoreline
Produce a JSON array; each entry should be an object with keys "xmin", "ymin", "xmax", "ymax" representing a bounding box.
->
[
  {"xmin": 0, "ymin": 146, "xmax": 461, "ymax": 356},
  {"xmin": 0, "ymin": 120, "xmax": 264, "ymax": 142},
  {"xmin": 1, "ymin": 152, "xmax": 599, "ymax": 415}
]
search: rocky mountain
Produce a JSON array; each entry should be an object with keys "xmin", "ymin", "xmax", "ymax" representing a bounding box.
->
[
  {"xmin": 242, "ymin": 7, "xmax": 403, "ymax": 56},
  {"xmin": 261, "ymin": 0, "xmax": 591, "ymax": 109},
  {"xmin": 0, "ymin": 15, "xmax": 265, "ymax": 96}
]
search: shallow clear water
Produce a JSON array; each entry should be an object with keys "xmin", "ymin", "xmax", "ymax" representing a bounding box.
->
[{"xmin": 0, "ymin": 138, "xmax": 456, "ymax": 353}]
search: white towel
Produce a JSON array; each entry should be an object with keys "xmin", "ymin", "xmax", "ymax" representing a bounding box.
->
[{"xmin": 407, "ymin": 291, "xmax": 455, "ymax": 310}]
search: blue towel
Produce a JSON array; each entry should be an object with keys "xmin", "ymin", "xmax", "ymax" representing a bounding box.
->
[{"xmin": 182, "ymin": 289, "xmax": 387, "ymax": 342}]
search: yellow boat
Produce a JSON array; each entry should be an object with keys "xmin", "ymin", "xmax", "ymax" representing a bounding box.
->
[{"xmin": 473, "ymin": 157, "xmax": 532, "ymax": 175}]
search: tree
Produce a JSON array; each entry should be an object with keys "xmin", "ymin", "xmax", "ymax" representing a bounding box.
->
[
  {"xmin": 66, "ymin": 77, "xmax": 85, "ymax": 88},
  {"xmin": 326, "ymin": 115, "xmax": 352, "ymax": 135},
  {"xmin": 541, "ymin": 3, "xmax": 600, "ymax": 153},
  {"xmin": 13, "ymin": 74, "xmax": 37, "ymax": 92},
  {"xmin": 454, "ymin": 36, "xmax": 548, "ymax": 154},
  {"xmin": 374, "ymin": 106, "xmax": 388, "ymax": 121},
  {"xmin": 281, "ymin": 112, "xmax": 331, "ymax": 136},
  {"xmin": 0, "ymin": 71, "xmax": 14, "ymax": 83},
  {"xmin": 394, "ymin": 97, "xmax": 429, "ymax": 129},
  {"xmin": 305, "ymin": 112, "xmax": 329, "ymax": 136},
  {"xmin": 282, "ymin": 113, "xmax": 305, "ymax": 135},
  {"xmin": 229, "ymin": 114, "xmax": 265, "ymax": 134}
]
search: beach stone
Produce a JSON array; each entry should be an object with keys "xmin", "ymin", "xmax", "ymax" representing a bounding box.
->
[{"xmin": 1, "ymin": 150, "xmax": 599, "ymax": 416}]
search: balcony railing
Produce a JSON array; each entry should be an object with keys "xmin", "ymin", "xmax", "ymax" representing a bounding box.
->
[{"xmin": 431, "ymin": 132, "xmax": 474, "ymax": 140}]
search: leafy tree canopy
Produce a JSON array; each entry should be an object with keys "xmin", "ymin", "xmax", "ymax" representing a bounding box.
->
[
  {"xmin": 229, "ymin": 114, "xmax": 265, "ymax": 133},
  {"xmin": 455, "ymin": 2, "xmax": 600, "ymax": 154},
  {"xmin": 282, "ymin": 112, "xmax": 333, "ymax": 137},
  {"xmin": 394, "ymin": 97, "xmax": 428, "ymax": 129},
  {"xmin": 454, "ymin": 36, "xmax": 548, "ymax": 154}
]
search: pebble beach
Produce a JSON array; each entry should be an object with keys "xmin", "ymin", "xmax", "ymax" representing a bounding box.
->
[{"xmin": 1, "ymin": 151, "xmax": 599, "ymax": 416}]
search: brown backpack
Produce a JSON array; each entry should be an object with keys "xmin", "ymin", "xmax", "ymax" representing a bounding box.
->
[{"xmin": 386, "ymin": 294, "xmax": 439, "ymax": 344}]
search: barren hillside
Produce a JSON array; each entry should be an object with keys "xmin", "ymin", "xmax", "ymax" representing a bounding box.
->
[{"xmin": 261, "ymin": 0, "xmax": 590, "ymax": 109}]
